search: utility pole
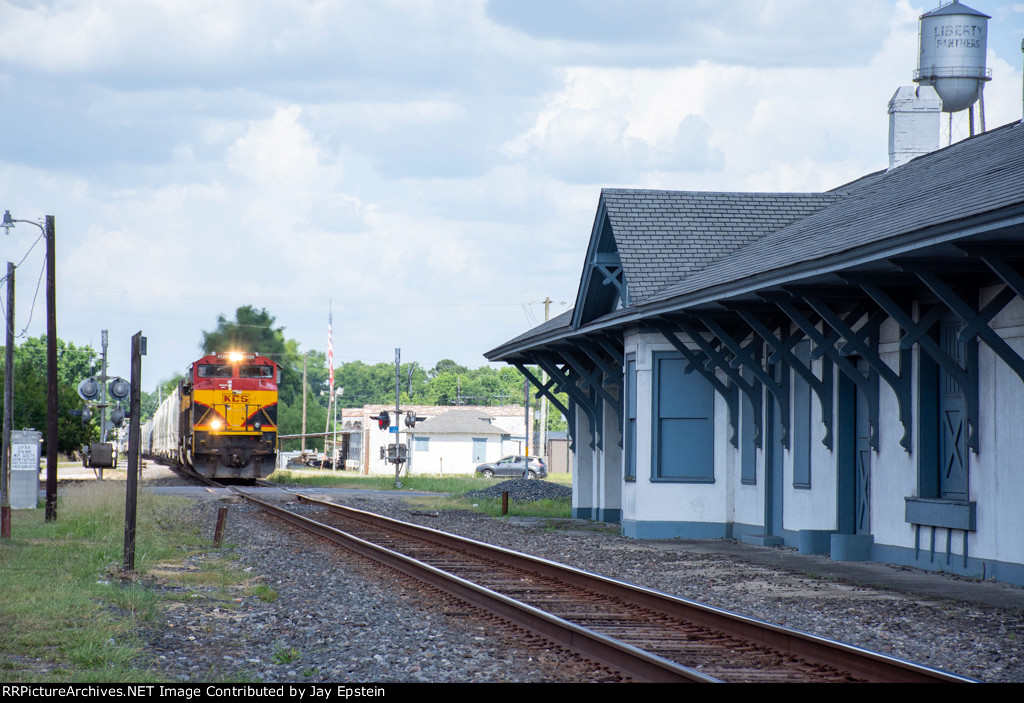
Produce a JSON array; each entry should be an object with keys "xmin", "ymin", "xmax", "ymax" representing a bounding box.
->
[
  {"xmin": 301, "ymin": 352, "xmax": 307, "ymax": 453},
  {"xmin": 394, "ymin": 347, "xmax": 401, "ymax": 488},
  {"xmin": 540, "ymin": 297, "xmax": 550, "ymax": 460},
  {"xmin": 2, "ymin": 262, "xmax": 13, "ymax": 537},
  {"xmin": 44, "ymin": 216, "xmax": 57, "ymax": 522},
  {"xmin": 1, "ymin": 212, "xmax": 56, "ymax": 519}
]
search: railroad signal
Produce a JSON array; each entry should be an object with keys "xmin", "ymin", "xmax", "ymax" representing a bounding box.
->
[
  {"xmin": 108, "ymin": 376, "xmax": 130, "ymax": 401},
  {"xmin": 404, "ymin": 411, "xmax": 419, "ymax": 428},
  {"xmin": 377, "ymin": 411, "xmax": 391, "ymax": 430},
  {"xmin": 110, "ymin": 405, "xmax": 125, "ymax": 428},
  {"xmin": 77, "ymin": 377, "xmax": 100, "ymax": 402}
]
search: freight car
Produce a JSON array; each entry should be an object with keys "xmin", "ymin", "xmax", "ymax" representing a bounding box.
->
[{"xmin": 142, "ymin": 352, "xmax": 279, "ymax": 480}]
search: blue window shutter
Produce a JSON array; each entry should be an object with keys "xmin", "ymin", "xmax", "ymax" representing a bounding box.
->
[
  {"xmin": 652, "ymin": 352, "xmax": 714, "ymax": 482},
  {"xmin": 625, "ymin": 356, "xmax": 637, "ymax": 480}
]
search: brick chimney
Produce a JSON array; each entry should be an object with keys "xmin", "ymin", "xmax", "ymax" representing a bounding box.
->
[{"xmin": 888, "ymin": 85, "xmax": 941, "ymax": 170}]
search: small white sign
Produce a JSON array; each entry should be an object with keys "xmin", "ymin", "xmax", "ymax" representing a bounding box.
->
[{"xmin": 11, "ymin": 443, "xmax": 37, "ymax": 471}]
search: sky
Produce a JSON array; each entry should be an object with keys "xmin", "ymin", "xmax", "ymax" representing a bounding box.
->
[{"xmin": 1, "ymin": 0, "xmax": 1023, "ymax": 390}]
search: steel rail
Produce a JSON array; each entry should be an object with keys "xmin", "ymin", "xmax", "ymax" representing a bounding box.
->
[
  {"xmin": 287, "ymin": 492, "xmax": 974, "ymax": 684},
  {"xmin": 234, "ymin": 488, "xmax": 719, "ymax": 683}
]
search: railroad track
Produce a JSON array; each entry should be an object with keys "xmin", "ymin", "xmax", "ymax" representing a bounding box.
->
[{"xmin": 204, "ymin": 482, "xmax": 974, "ymax": 684}]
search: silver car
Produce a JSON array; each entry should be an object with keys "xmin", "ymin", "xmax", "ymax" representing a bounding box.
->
[{"xmin": 475, "ymin": 455, "xmax": 547, "ymax": 479}]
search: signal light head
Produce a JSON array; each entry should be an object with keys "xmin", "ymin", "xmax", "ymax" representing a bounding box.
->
[
  {"xmin": 108, "ymin": 377, "xmax": 130, "ymax": 401},
  {"xmin": 77, "ymin": 377, "xmax": 100, "ymax": 401},
  {"xmin": 377, "ymin": 411, "xmax": 390, "ymax": 430}
]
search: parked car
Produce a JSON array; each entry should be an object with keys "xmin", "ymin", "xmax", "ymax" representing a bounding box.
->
[{"xmin": 475, "ymin": 455, "xmax": 547, "ymax": 479}]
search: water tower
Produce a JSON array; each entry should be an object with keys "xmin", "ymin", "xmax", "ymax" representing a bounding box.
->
[{"xmin": 913, "ymin": 1, "xmax": 991, "ymax": 139}]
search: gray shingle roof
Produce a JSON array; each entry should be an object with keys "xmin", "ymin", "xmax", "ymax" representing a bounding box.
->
[
  {"xmin": 604, "ymin": 189, "xmax": 841, "ymax": 303},
  {"xmin": 646, "ymin": 120, "xmax": 1024, "ymax": 306},
  {"xmin": 486, "ymin": 119, "xmax": 1024, "ymax": 361},
  {"xmin": 411, "ymin": 408, "xmax": 509, "ymax": 436}
]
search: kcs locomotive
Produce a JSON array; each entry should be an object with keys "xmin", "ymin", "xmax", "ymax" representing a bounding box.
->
[{"xmin": 143, "ymin": 352, "xmax": 279, "ymax": 479}]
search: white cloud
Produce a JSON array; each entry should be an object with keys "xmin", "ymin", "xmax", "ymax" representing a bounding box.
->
[{"xmin": 3, "ymin": 0, "xmax": 1023, "ymax": 387}]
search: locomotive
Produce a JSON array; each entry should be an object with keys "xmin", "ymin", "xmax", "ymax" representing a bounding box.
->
[{"xmin": 143, "ymin": 352, "xmax": 279, "ymax": 479}]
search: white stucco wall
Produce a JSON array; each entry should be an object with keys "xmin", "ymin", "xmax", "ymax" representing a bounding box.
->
[
  {"xmin": 622, "ymin": 331, "xmax": 730, "ymax": 526},
  {"xmin": 870, "ymin": 320, "xmax": 918, "ymax": 549},
  {"xmin": 783, "ymin": 355, "xmax": 838, "ymax": 532},
  {"xmin": 407, "ymin": 434, "xmax": 505, "ymax": 475}
]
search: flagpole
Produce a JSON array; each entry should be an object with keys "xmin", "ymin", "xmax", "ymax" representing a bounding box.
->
[{"xmin": 328, "ymin": 301, "xmax": 335, "ymax": 468}]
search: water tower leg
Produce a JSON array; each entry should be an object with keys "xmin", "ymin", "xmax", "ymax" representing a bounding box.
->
[{"xmin": 979, "ymin": 86, "xmax": 986, "ymax": 133}]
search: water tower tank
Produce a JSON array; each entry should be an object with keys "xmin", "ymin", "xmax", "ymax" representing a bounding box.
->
[{"xmin": 913, "ymin": 1, "xmax": 991, "ymax": 113}]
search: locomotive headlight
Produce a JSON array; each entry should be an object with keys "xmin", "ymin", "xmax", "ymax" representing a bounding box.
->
[
  {"xmin": 253, "ymin": 420, "xmax": 262, "ymax": 430},
  {"xmin": 228, "ymin": 352, "xmax": 243, "ymax": 362},
  {"xmin": 211, "ymin": 419, "xmax": 222, "ymax": 430}
]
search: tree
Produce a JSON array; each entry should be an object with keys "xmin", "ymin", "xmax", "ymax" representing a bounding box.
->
[
  {"xmin": 202, "ymin": 306, "xmax": 288, "ymax": 358},
  {"xmin": 201, "ymin": 306, "xmax": 306, "ymax": 405},
  {"xmin": 0, "ymin": 336, "xmax": 98, "ymax": 454}
]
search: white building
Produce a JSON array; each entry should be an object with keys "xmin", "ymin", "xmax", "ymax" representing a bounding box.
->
[
  {"xmin": 344, "ymin": 404, "xmax": 531, "ymax": 475},
  {"xmin": 487, "ymin": 113, "xmax": 1024, "ymax": 586}
]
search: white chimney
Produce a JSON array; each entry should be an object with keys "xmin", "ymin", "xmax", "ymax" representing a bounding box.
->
[{"xmin": 888, "ymin": 85, "xmax": 941, "ymax": 170}]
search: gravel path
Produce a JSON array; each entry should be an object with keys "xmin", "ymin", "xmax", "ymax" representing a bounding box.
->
[{"xmin": 131, "ymin": 469, "xmax": 1023, "ymax": 683}]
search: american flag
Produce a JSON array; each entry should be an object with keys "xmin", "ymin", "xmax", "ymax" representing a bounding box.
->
[{"xmin": 327, "ymin": 307, "xmax": 334, "ymax": 391}]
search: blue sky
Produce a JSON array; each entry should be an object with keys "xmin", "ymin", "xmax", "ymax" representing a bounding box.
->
[{"xmin": 1, "ymin": 0, "xmax": 1023, "ymax": 389}]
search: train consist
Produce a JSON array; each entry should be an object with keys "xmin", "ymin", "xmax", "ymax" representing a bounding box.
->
[{"xmin": 143, "ymin": 352, "xmax": 279, "ymax": 480}]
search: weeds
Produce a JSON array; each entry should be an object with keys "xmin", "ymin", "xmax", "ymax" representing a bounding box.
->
[
  {"xmin": 252, "ymin": 584, "xmax": 278, "ymax": 603},
  {"xmin": 273, "ymin": 647, "xmax": 300, "ymax": 665}
]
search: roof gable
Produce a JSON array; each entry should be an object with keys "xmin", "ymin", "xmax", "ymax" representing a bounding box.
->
[
  {"xmin": 570, "ymin": 188, "xmax": 841, "ymax": 329},
  {"xmin": 572, "ymin": 202, "xmax": 630, "ymax": 328}
]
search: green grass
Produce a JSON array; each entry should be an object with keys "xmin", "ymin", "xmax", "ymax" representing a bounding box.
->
[
  {"xmin": 271, "ymin": 468, "xmax": 575, "ymax": 518},
  {"xmin": 0, "ymin": 482, "xmax": 241, "ymax": 682},
  {"xmin": 268, "ymin": 468, "xmax": 572, "ymax": 493},
  {"xmin": 272, "ymin": 647, "xmax": 300, "ymax": 665}
]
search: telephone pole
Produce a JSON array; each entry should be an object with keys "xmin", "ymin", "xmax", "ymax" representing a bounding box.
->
[
  {"xmin": 301, "ymin": 352, "xmax": 308, "ymax": 453},
  {"xmin": 539, "ymin": 297, "xmax": 551, "ymax": 459}
]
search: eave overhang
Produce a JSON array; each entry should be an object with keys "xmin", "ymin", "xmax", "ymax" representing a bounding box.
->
[{"xmin": 486, "ymin": 202, "xmax": 1024, "ymax": 364}]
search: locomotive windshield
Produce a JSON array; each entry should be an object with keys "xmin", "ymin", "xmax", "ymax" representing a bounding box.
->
[
  {"xmin": 239, "ymin": 365, "xmax": 274, "ymax": 379},
  {"xmin": 197, "ymin": 364, "xmax": 232, "ymax": 378}
]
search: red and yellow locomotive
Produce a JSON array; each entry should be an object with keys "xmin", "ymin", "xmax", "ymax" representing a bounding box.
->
[{"xmin": 177, "ymin": 352, "xmax": 279, "ymax": 479}]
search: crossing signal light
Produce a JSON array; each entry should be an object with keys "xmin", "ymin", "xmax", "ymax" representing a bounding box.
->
[
  {"xmin": 108, "ymin": 377, "xmax": 130, "ymax": 401},
  {"xmin": 77, "ymin": 377, "xmax": 100, "ymax": 402},
  {"xmin": 377, "ymin": 411, "xmax": 390, "ymax": 430},
  {"xmin": 110, "ymin": 406, "xmax": 125, "ymax": 428}
]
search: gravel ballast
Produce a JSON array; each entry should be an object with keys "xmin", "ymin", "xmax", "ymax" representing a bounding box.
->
[{"xmin": 131, "ymin": 471, "xmax": 1023, "ymax": 683}]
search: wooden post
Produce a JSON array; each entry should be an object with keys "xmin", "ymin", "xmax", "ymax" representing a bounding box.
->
[
  {"xmin": 44, "ymin": 216, "xmax": 57, "ymax": 521},
  {"xmin": 501, "ymin": 491, "xmax": 509, "ymax": 516},
  {"xmin": 213, "ymin": 506, "xmax": 228, "ymax": 547},
  {"xmin": 123, "ymin": 331, "xmax": 144, "ymax": 571},
  {"xmin": 2, "ymin": 261, "xmax": 13, "ymax": 529}
]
